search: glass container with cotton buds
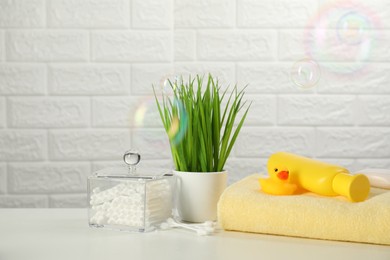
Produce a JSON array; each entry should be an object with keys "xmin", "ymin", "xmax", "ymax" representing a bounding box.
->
[{"xmin": 87, "ymin": 150, "xmax": 176, "ymax": 232}]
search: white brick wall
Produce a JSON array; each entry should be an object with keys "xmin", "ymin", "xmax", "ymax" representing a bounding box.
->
[
  {"xmin": 9, "ymin": 97, "xmax": 90, "ymax": 128},
  {"xmin": 0, "ymin": 98, "xmax": 5, "ymax": 127},
  {"xmin": 277, "ymin": 95, "xmax": 355, "ymax": 126},
  {"xmin": 91, "ymin": 31, "xmax": 172, "ymax": 62},
  {"xmin": 0, "ymin": 130, "xmax": 47, "ymax": 161},
  {"xmin": 197, "ymin": 30, "xmax": 277, "ymax": 61},
  {"xmin": 92, "ymin": 96, "xmax": 163, "ymax": 127},
  {"xmin": 131, "ymin": 63, "xmax": 173, "ymax": 95},
  {"xmin": 237, "ymin": 63, "xmax": 303, "ymax": 94},
  {"xmin": 237, "ymin": 0, "xmax": 318, "ymax": 28},
  {"xmin": 174, "ymin": 30, "xmax": 196, "ymax": 61},
  {"xmin": 132, "ymin": 0, "xmax": 172, "ymax": 29},
  {"xmin": 174, "ymin": 62, "xmax": 235, "ymax": 89},
  {"xmin": 236, "ymin": 127, "xmax": 316, "ymax": 157},
  {"xmin": 49, "ymin": 194, "xmax": 87, "ymax": 207},
  {"xmin": 0, "ymin": 32, "xmax": 4, "ymax": 61},
  {"xmin": 316, "ymin": 128, "xmax": 390, "ymax": 158},
  {"xmin": 0, "ymin": 0, "xmax": 45, "ymax": 28},
  {"xmin": 6, "ymin": 31, "xmax": 89, "ymax": 61},
  {"xmin": 0, "ymin": 163, "xmax": 6, "ymax": 194},
  {"xmin": 0, "ymin": 0, "xmax": 389, "ymax": 208},
  {"xmin": 357, "ymin": 96, "xmax": 390, "ymax": 125},
  {"xmin": 48, "ymin": 0, "xmax": 130, "ymax": 28},
  {"xmin": 174, "ymin": 0, "xmax": 235, "ymax": 28},
  {"xmin": 8, "ymin": 162, "xmax": 90, "ymax": 194},
  {"xmin": 49, "ymin": 130, "xmax": 131, "ymax": 160},
  {"xmin": 48, "ymin": 64, "xmax": 130, "ymax": 95},
  {"xmin": 0, "ymin": 64, "xmax": 45, "ymax": 95}
]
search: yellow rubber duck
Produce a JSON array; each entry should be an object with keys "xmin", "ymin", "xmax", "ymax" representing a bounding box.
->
[{"xmin": 259, "ymin": 152, "xmax": 370, "ymax": 202}]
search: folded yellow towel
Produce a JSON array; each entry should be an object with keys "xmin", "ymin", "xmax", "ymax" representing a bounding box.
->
[{"xmin": 218, "ymin": 174, "xmax": 390, "ymax": 245}]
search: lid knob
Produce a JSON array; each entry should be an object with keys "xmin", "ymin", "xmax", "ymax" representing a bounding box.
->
[{"xmin": 123, "ymin": 150, "xmax": 141, "ymax": 174}]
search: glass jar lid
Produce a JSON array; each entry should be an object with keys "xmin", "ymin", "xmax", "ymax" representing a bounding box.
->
[{"xmin": 93, "ymin": 150, "xmax": 171, "ymax": 179}]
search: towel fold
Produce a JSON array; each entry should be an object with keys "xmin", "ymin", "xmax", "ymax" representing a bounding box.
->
[{"xmin": 218, "ymin": 174, "xmax": 390, "ymax": 245}]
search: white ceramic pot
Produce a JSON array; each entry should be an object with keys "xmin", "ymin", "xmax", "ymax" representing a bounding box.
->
[{"xmin": 173, "ymin": 170, "xmax": 227, "ymax": 223}]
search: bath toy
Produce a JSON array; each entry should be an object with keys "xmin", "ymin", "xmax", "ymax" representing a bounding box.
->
[{"xmin": 259, "ymin": 152, "xmax": 370, "ymax": 202}]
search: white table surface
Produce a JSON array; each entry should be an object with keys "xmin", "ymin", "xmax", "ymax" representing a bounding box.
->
[{"xmin": 0, "ymin": 209, "xmax": 389, "ymax": 260}]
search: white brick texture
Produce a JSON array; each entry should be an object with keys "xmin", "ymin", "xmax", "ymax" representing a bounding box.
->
[
  {"xmin": 174, "ymin": 0, "xmax": 235, "ymax": 28},
  {"xmin": 198, "ymin": 31, "xmax": 277, "ymax": 61},
  {"xmin": 225, "ymin": 158, "xmax": 267, "ymax": 184},
  {"xmin": 237, "ymin": 63, "xmax": 310, "ymax": 94},
  {"xmin": 245, "ymin": 95, "xmax": 276, "ymax": 126},
  {"xmin": 49, "ymin": 194, "xmax": 87, "ymax": 208},
  {"xmin": 356, "ymin": 96, "xmax": 390, "ymax": 126},
  {"xmin": 0, "ymin": 0, "xmax": 389, "ymax": 207},
  {"xmin": 132, "ymin": 0, "xmax": 172, "ymax": 29},
  {"xmin": 355, "ymin": 159, "xmax": 390, "ymax": 171},
  {"xmin": 8, "ymin": 163, "xmax": 90, "ymax": 194},
  {"xmin": 91, "ymin": 31, "xmax": 172, "ymax": 62},
  {"xmin": 316, "ymin": 128, "xmax": 390, "ymax": 158},
  {"xmin": 49, "ymin": 130, "xmax": 131, "ymax": 160},
  {"xmin": 92, "ymin": 96, "xmax": 163, "ymax": 128},
  {"xmin": 278, "ymin": 30, "xmax": 307, "ymax": 62},
  {"xmin": 317, "ymin": 64, "xmax": 390, "ymax": 94},
  {"xmin": 0, "ymin": 32, "xmax": 4, "ymax": 61},
  {"xmin": 6, "ymin": 31, "xmax": 89, "ymax": 61},
  {"xmin": 237, "ymin": 0, "xmax": 318, "ymax": 28},
  {"xmin": 367, "ymin": 31, "xmax": 390, "ymax": 62},
  {"xmin": 235, "ymin": 127, "xmax": 316, "ymax": 157},
  {"xmin": 132, "ymin": 128, "xmax": 171, "ymax": 159},
  {"xmin": 49, "ymin": 64, "xmax": 130, "ymax": 95},
  {"xmin": 48, "ymin": 0, "xmax": 130, "ymax": 28},
  {"xmin": 0, "ymin": 64, "xmax": 45, "ymax": 95},
  {"xmin": 0, "ymin": 0, "xmax": 45, "ymax": 28},
  {"xmin": 174, "ymin": 62, "xmax": 235, "ymax": 89},
  {"xmin": 0, "ymin": 130, "xmax": 46, "ymax": 161},
  {"xmin": 0, "ymin": 98, "xmax": 5, "ymax": 128},
  {"xmin": 9, "ymin": 97, "xmax": 90, "ymax": 128},
  {"xmin": 174, "ymin": 30, "xmax": 196, "ymax": 61},
  {"xmin": 131, "ymin": 64, "xmax": 173, "ymax": 95},
  {"xmin": 278, "ymin": 95, "xmax": 355, "ymax": 126},
  {"xmin": 279, "ymin": 29, "xmax": 388, "ymax": 63},
  {"xmin": 0, "ymin": 164, "xmax": 6, "ymax": 194}
]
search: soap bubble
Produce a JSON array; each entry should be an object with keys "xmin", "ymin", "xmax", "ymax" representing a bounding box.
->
[
  {"xmin": 290, "ymin": 59, "xmax": 321, "ymax": 89},
  {"xmin": 160, "ymin": 76, "xmax": 172, "ymax": 96},
  {"xmin": 337, "ymin": 11, "xmax": 370, "ymax": 45},
  {"xmin": 130, "ymin": 97, "xmax": 171, "ymax": 155},
  {"xmin": 167, "ymin": 98, "xmax": 188, "ymax": 146},
  {"xmin": 132, "ymin": 97, "xmax": 161, "ymax": 128},
  {"xmin": 156, "ymin": 75, "xmax": 188, "ymax": 145},
  {"xmin": 159, "ymin": 74, "xmax": 182, "ymax": 98},
  {"xmin": 304, "ymin": 2, "xmax": 380, "ymax": 74},
  {"xmin": 130, "ymin": 90, "xmax": 188, "ymax": 154}
]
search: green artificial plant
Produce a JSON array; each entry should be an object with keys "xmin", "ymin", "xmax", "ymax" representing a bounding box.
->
[{"xmin": 154, "ymin": 74, "xmax": 251, "ymax": 172}]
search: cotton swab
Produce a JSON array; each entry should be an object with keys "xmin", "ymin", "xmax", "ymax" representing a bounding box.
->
[{"xmin": 160, "ymin": 218, "xmax": 216, "ymax": 236}]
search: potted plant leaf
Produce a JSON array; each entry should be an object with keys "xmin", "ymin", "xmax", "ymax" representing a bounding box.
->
[{"xmin": 154, "ymin": 74, "xmax": 251, "ymax": 223}]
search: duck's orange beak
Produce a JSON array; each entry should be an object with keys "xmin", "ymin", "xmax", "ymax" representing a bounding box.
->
[{"xmin": 277, "ymin": 170, "xmax": 289, "ymax": 180}]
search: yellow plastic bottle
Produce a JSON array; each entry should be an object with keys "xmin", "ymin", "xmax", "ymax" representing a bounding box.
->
[{"xmin": 259, "ymin": 152, "xmax": 370, "ymax": 202}]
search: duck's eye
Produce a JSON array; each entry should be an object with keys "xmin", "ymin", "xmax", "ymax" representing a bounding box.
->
[{"xmin": 274, "ymin": 168, "xmax": 278, "ymax": 172}]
